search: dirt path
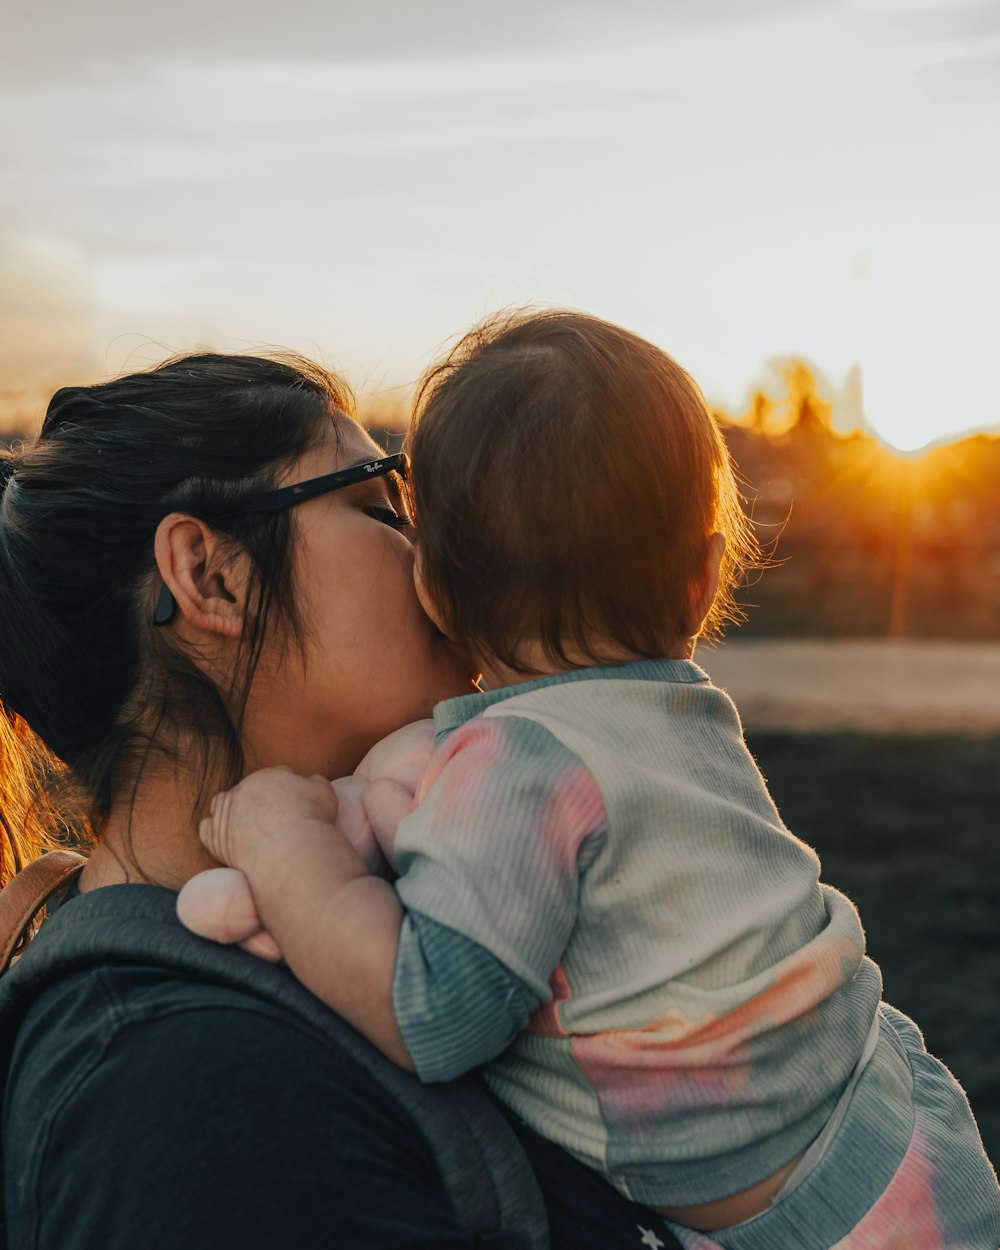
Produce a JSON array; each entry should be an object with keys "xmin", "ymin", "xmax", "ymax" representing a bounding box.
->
[{"xmin": 697, "ymin": 640, "xmax": 1000, "ymax": 733}]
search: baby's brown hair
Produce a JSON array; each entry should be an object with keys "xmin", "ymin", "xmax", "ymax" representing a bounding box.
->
[{"xmin": 409, "ymin": 309, "xmax": 756, "ymax": 674}]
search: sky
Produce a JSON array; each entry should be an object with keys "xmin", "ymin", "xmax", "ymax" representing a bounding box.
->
[{"xmin": 2, "ymin": 0, "xmax": 999, "ymax": 451}]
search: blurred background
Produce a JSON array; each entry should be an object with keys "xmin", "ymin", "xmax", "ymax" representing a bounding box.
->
[{"xmin": 3, "ymin": 0, "xmax": 998, "ymax": 1161}]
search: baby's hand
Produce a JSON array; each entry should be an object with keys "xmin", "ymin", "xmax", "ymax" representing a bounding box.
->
[
  {"xmin": 344, "ymin": 719, "xmax": 435, "ymax": 865},
  {"xmin": 356, "ymin": 720, "xmax": 435, "ymax": 792},
  {"xmin": 199, "ymin": 766, "xmax": 341, "ymax": 872},
  {"xmin": 330, "ymin": 775, "xmax": 392, "ymax": 876}
]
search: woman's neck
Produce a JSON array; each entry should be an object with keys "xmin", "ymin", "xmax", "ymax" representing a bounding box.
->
[{"xmin": 79, "ymin": 766, "xmax": 219, "ymax": 893}]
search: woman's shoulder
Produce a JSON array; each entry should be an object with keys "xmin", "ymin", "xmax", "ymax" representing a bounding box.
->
[
  {"xmin": 2, "ymin": 882, "xmax": 683, "ymax": 1250},
  {"xmin": 2, "ymin": 881, "xmax": 431, "ymax": 1130},
  {"xmin": 7, "ymin": 955, "xmax": 384, "ymax": 1141},
  {"xmin": 4, "ymin": 880, "xmax": 345, "ymax": 1023},
  {"xmin": 5, "ymin": 974, "xmax": 485, "ymax": 1248},
  {"xmin": 4, "ymin": 882, "xmax": 419, "ymax": 1163},
  {"xmin": 7, "ymin": 935, "xmax": 362, "ymax": 1096},
  {"xmin": 1, "ymin": 882, "xmax": 350, "ymax": 1065},
  {"xmin": 0, "ymin": 885, "xmax": 484, "ymax": 1247}
]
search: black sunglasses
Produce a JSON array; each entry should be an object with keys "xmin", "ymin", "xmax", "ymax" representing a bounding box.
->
[{"xmin": 153, "ymin": 453, "xmax": 409, "ymax": 626}]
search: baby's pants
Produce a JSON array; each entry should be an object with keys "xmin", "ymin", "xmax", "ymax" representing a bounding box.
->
[{"xmin": 660, "ymin": 1004, "xmax": 1000, "ymax": 1250}]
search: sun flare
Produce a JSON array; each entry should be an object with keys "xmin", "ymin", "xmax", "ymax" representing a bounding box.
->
[{"xmin": 860, "ymin": 356, "xmax": 993, "ymax": 455}]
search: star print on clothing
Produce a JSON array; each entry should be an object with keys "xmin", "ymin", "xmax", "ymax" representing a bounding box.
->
[{"xmin": 637, "ymin": 1226, "xmax": 665, "ymax": 1249}]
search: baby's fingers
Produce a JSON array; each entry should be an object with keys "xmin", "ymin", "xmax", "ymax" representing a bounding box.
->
[
  {"xmin": 198, "ymin": 813, "xmax": 230, "ymax": 865},
  {"xmin": 308, "ymin": 774, "xmax": 340, "ymax": 823},
  {"xmin": 240, "ymin": 930, "xmax": 284, "ymax": 963},
  {"xmin": 202, "ymin": 788, "xmax": 238, "ymax": 859}
]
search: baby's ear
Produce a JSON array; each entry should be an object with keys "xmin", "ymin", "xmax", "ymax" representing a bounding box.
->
[
  {"xmin": 684, "ymin": 533, "xmax": 726, "ymax": 639},
  {"xmin": 412, "ymin": 551, "xmax": 455, "ymax": 639}
]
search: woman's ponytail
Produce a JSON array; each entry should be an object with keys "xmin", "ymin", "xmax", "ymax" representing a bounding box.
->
[
  {"xmin": 0, "ymin": 353, "xmax": 352, "ymax": 874},
  {"xmin": 1, "ymin": 448, "xmax": 81, "ymax": 879},
  {"xmin": 0, "ymin": 707, "xmax": 67, "ymax": 884}
]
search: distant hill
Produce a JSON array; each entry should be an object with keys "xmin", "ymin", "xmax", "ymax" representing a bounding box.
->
[{"xmin": 722, "ymin": 406, "xmax": 1000, "ymax": 641}]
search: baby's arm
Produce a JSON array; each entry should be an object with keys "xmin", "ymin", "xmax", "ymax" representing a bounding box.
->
[
  {"xmin": 337, "ymin": 719, "xmax": 438, "ymax": 869},
  {"xmin": 177, "ymin": 720, "xmax": 436, "ymax": 965},
  {"xmin": 196, "ymin": 717, "xmax": 606, "ymax": 1083},
  {"xmin": 198, "ymin": 766, "xmax": 414, "ymax": 1069},
  {"xmin": 385, "ymin": 717, "xmax": 607, "ymax": 1081}
]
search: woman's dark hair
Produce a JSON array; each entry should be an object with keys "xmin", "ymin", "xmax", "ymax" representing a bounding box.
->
[
  {"xmin": 410, "ymin": 309, "xmax": 758, "ymax": 674},
  {"xmin": 0, "ymin": 352, "xmax": 353, "ymax": 867}
]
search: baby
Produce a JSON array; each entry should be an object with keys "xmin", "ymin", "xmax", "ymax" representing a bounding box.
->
[{"xmin": 178, "ymin": 310, "xmax": 999, "ymax": 1247}]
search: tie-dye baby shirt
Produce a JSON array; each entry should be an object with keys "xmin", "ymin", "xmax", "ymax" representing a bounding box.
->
[{"xmin": 391, "ymin": 659, "xmax": 884, "ymax": 1205}]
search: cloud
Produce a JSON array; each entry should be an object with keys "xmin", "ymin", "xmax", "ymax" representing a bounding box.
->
[
  {"xmin": 877, "ymin": 1, "xmax": 1000, "ymax": 41},
  {"xmin": 917, "ymin": 54, "xmax": 1000, "ymax": 103},
  {"xmin": 4, "ymin": 0, "xmax": 838, "ymax": 86},
  {"xmin": 868, "ymin": 0, "xmax": 1000, "ymax": 99}
]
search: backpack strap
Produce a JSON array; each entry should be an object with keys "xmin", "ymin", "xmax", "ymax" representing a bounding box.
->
[{"xmin": 0, "ymin": 850, "xmax": 86, "ymax": 972}]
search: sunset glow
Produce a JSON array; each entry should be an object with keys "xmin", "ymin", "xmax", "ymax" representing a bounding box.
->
[{"xmin": 2, "ymin": 1, "xmax": 999, "ymax": 452}]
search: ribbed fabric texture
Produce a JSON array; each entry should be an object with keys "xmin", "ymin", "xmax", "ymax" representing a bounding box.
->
[
  {"xmin": 394, "ymin": 909, "xmax": 537, "ymax": 1080},
  {"xmin": 660, "ymin": 1006, "xmax": 1000, "ymax": 1249},
  {"xmin": 392, "ymin": 660, "xmax": 999, "ymax": 1229}
]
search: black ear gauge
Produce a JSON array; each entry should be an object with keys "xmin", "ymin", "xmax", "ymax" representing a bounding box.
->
[{"xmin": 153, "ymin": 582, "xmax": 177, "ymax": 627}]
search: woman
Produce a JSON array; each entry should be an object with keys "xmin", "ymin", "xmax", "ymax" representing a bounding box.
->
[{"xmin": 0, "ymin": 353, "xmax": 682, "ymax": 1248}]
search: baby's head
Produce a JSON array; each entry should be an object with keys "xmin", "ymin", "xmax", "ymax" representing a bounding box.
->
[{"xmin": 408, "ymin": 309, "xmax": 756, "ymax": 675}]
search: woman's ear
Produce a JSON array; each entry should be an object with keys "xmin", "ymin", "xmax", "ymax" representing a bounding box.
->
[
  {"xmin": 682, "ymin": 532, "xmax": 726, "ymax": 641},
  {"xmin": 153, "ymin": 514, "xmax": 246, "ymax": 639}
]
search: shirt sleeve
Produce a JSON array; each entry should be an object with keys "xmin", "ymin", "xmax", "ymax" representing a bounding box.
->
[
  {"xmin": 394, "ymin": 909, "xmax": 537, "ymax": 1081},
  {"xmin": 392, "ymin": 714, "xmax": 607, "ymax": 1079},
  {"xmin": 19, "ymin": 1005, "xmax": 479, "ymax": 1250}
]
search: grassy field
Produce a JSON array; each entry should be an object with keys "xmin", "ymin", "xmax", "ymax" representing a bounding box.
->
[{"xmin": 747, "ymin": 732, "xmax": 1000, "ymax": 1168}]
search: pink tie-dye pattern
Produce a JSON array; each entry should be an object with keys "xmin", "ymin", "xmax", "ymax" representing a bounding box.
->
[
  {"xmin": 418, "ymin": 717, "xmax": 604, "ymax": 875},
  {"xmin": 831, "ymin": 1126, "xmax": 943, "ymax": 1250},
  {"xmin": 415, "ymin": 720, "xmax": 512, "ymax": 808},
  {"xmin": 574, "ymin": 1022, "xmax": 756, "ymax": 1123},
  {"xmin": 542, "ymin": 921, "xmax": 863, "ymax": 1124},
  {"xmin": 656, "ymin": 1127, "xmax": 945, "ymax": 1250},
  {"xmin": 538, "ymin": 753, "xmax": 606, "ymax": 876}
]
